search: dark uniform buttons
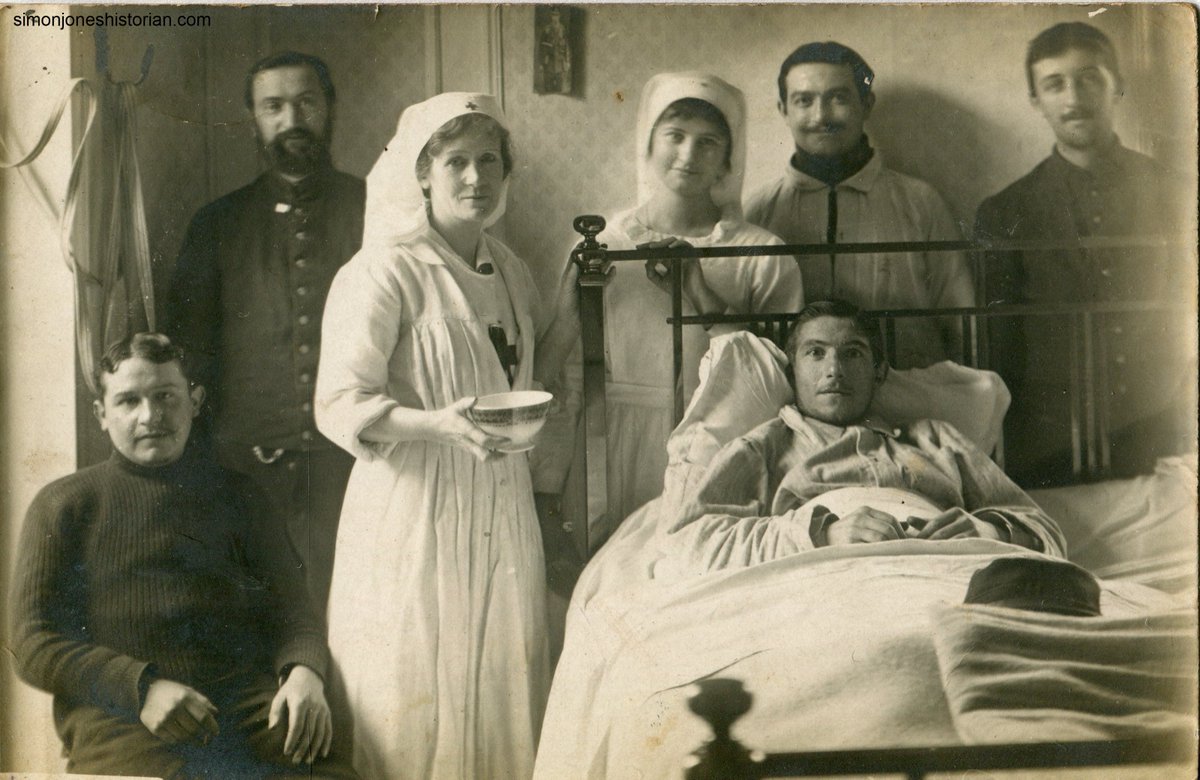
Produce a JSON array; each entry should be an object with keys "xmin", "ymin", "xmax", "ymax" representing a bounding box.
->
[
  {"xmin": 295, "ymin": 257, "xmax": 309, "ymax": 269},
  {"xmin": 301, "ymin": 431, "xmax": 314, "ymax": 442},
  {"xmin": 298, "ymin": 314, "xmax": 311, "ymax": 326},
  {"xmin": 301, "ymin": 402, "xmax": 313, "ymax": 413},
  {"xmin": 298, "ymin": 344, "xmax": 311, "ymax": 355},
  {"xmin": 296, "ymin": 286, "xmax": 308, "ymax": 296},
  {"xmin": 300, "ymin": 373, "xmax": 312, "ymax": 384}
]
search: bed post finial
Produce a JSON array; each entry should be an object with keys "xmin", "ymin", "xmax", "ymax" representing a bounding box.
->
[
  {"xmin": 571, "ymin": 214, "xmax": 608, "ymax": 274},
  {"xmin": 685, "ymin": 677, "xmax": 757, "ymax": 779},
  {"xmin": 573, "ymin": 213, "xmax": 606, "ymax": 241}
]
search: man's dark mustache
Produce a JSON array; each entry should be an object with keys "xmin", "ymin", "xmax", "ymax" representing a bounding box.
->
[
  {"xmin": 271, "ymin": 128, "xmax": 319, "ymax": 148},
  {"xmin": 1061, "ymin": 110, "xmax": 1094, "ymax": 121},
  {"xmin": 803, "ymin": 123, "xmax": 846, "ymax": 133},
  {"xmin": 135, "ymin": 429, "xmax": 174, "ymax": 439}
]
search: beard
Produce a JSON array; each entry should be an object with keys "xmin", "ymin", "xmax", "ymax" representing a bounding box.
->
[{"xmin": 259, "ymin": 126, "xmax": 332, "ymax": 178}]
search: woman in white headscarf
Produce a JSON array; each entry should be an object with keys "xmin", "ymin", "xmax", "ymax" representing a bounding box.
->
[
  {"xmin": 543, "ymin": 73, "xmax": 804, "ymax": 542},
  {"xmin": 314, "ymin": 93, "xmax": 575, "ymax": 779}
]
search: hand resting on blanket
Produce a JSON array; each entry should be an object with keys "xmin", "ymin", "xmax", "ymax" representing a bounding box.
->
[
  {"xmin": 802, "ymin": 487, "xmax": 1006, "ymax": 545},
  {"xmin": 826, "ymin": 507, "xmax": 1004, "ymax": 545}
]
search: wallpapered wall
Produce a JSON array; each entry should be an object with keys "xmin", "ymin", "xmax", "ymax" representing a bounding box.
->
[
  {"xmin": 497, "ymin": 3, "xmax": 1196, "ymax": 295},
  {"xmin": 92, "ymin": 3, "xmax": 1196, "ymax": 314},
  {"xmin": 72, "ymin": 4, "xmax": 428, "ymax": 466}
]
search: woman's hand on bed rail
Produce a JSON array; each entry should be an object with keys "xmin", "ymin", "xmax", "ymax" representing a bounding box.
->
[
  {"xmin": 551, "ymin": 251, "xmax": 612, "ymax": 325},
  {"xmin": 639, "ymin": 239, "xmax": 725, "ymax": 318}
]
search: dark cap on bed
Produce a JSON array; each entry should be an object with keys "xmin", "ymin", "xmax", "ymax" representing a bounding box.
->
[{"xmin": 963, "ymin": 557, "xmax": 1101, "ymax": 617}]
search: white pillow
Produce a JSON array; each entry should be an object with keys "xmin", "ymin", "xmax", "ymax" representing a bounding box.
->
[
  {"xmin": 873, "ymin": 359, "xmax": 1011, "ymax": 455},
  {"xmin": 666, "ymin": 331, "xmax": 1010, "ymax": 470}
]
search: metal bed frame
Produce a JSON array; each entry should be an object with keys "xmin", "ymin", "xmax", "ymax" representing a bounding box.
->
[
  {"xmin": 568, "ymin": 213, "xmax": 1189, "ymax": 554},
  {"xmin": 682, "ymin": 678, "xmax": 1194, "ymax": 779},
  {"xmin": 564, "ymin": 214, "xmax": 1195, "ymax": 778}
]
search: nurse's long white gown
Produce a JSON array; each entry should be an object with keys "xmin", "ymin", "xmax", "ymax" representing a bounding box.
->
[{"xmin": 316, "ymin": 221, "xmax": 549, "ymax": 779}]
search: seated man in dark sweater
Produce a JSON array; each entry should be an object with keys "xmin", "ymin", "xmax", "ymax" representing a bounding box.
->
[{"xmin": 10, "ymin": 333, "xmax": 356, "ymax": 779}]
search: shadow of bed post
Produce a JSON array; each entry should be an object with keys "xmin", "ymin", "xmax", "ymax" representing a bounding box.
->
[{"xmin": 685, "ymin": 678, "xmax": 757, "ymax": 779}]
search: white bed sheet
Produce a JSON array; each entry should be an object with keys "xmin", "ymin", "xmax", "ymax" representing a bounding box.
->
[
  {"xmin": 535, "ymin": 458, "xmax": 1198, "ymax": 779},
  {"xmin": 1030, "ymin": 454, "xmax": 1198, "ymax": 595}
]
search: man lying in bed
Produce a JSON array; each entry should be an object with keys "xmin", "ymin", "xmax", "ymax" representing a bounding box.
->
[
  {"xmin": 534, "ymin": 301, "xmax": 1190, "ymax": 779},
  {"xmin": 662, "ymin": 299, "xmax": 1065, "ymax": 572}
]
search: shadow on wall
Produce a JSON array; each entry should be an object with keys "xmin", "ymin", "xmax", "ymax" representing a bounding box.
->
[{"xmin": 871, "ymin": 83, "xmax": 1001, "ymax": 232}]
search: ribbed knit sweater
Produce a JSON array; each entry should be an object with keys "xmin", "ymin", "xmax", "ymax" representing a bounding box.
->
[{"xmin": 10, "ymin": 447, "xmax": 329, "ymax": 722}]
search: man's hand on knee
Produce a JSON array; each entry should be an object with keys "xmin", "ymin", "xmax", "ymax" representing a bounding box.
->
[
  {"xmin": 269, "ymin": 664, "xmax": 332, "ymax": 764},
  {"xmin": 140, "ymin": 679, "xmax": 220, "ymax": 745}
]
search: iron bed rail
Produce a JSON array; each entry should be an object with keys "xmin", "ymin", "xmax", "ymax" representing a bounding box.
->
[
  {"xmin": 568, "ymin": 213, "xmax": 1191, "ymax": 556},
  {"xmin": 682, "ymin": 678, "xmax": 1196, "ymax": 779},
  {"xmin": 564, "ymin": 215, "xmax": 1195, "ymax": 779}
]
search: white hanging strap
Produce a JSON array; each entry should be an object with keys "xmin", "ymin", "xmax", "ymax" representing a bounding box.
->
[
  {"xmin": 0, "ymin": 75, "xmax": 156, "ymax": 392},
  {"xmin": 0, "ymin": 77, "xmax": 95, "ymax": 168},
  {"xmin": 1, "ymin": 76, "xmax": 103, "ymax": 389},
  {"xmin": 0, "ymin": 77, "xmax": 97, "ymax": 234}
]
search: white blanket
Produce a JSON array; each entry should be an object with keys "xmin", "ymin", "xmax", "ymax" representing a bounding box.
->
[{"xmin": 534, "ymin": 502, "xmax": 1189, "ymax": 779}]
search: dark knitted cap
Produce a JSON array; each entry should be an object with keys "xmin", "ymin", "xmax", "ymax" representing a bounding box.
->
[{"xmin": 964, "ymin": 557, "xmax": 1101, "ymax": 617}]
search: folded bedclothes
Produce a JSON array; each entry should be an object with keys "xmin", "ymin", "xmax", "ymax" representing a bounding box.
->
[{"xmin": 931, "ymin": 601, "xmax": 1198, "ymax": 743}]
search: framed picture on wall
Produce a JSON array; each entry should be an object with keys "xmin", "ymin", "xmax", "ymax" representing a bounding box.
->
[{"xmin": 533, "ymin": 5, "xmax": 582, "ymax": 95}]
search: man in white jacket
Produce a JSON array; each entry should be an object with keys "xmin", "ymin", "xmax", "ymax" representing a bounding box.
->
[{"xmin": 746, "ymin": 41, "xmax": 975, "ymax": 368}]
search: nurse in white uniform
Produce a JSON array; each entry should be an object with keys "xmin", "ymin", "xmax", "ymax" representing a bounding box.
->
[{"xmin": 316, "ymin": 93, "xmax": 574, "ymax": 780}]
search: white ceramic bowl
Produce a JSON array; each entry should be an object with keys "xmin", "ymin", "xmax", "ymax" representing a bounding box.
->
[{"xmin": 468, "ymin": 390, "xmax": 554, "ymax": 453}]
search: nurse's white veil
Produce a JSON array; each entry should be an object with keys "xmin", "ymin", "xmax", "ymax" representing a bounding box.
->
[
  {"xmin": 362, "ymin": 92, "xmax": 510, "ymax": 247},
  {"xmin": 635, "ymin": 72, "xmax": 747, "ymax": 219}
]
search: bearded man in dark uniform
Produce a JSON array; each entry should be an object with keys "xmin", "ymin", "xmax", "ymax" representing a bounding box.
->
[{"xmin": 168, "ymin": 51, "xmax": 364, "ymax": 613}]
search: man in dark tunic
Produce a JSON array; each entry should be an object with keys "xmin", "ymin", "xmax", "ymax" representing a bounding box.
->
[
  {"xmin": 167, "ymin": 52, "xmax": 365, "ymax": 613},
  {"xmin": 10, "ymin": 333, "xmax": 356, "ymax": 779},
  {"xmin": 974, "ymin": 22, "xmax": 1194, "ymax": 486}
]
